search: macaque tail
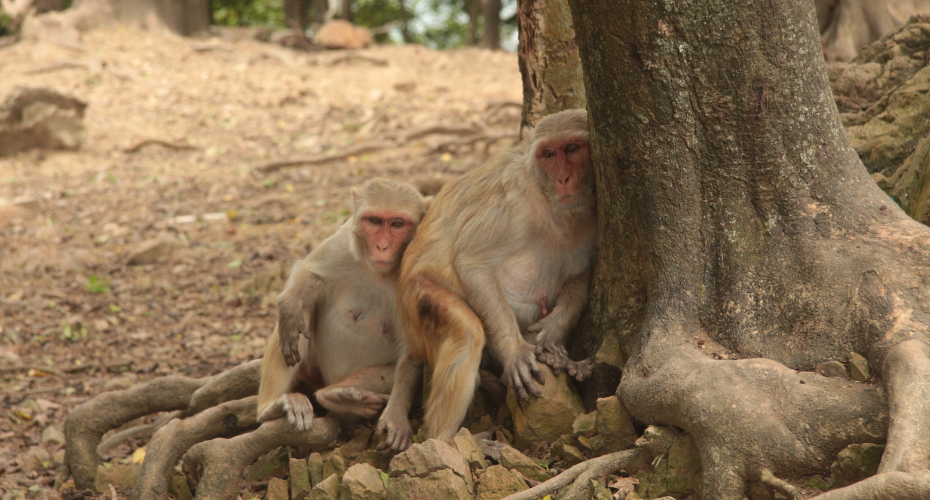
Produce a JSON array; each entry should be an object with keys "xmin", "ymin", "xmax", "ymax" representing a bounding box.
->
[{"xmin": 415, "ymin": 281, "xmax": 486, "ymax": 442}]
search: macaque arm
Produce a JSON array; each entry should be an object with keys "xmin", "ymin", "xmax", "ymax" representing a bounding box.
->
[
  {"xmin": 457, "ymin": 260, "xmax": 544, "ymax": 401},
  {"xmin": 257, "ymin": 327, "xmax": 315, "ymax": 430},
  {"xmin": 276, "ymin": 264, "xmax": 325, "ymax": 366},
  {"xmin": 531, "ymin": 268, "xmax": 594, "ymax": 381},
  {"xmin": 377, "ymin": 351, "xmax": 422, "ymax": 453}
]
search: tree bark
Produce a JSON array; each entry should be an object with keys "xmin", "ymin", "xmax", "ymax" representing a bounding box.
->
[
  {"xmin": 284, "ymin": 0, "xmax": 309, "ymax": 31},
  {"xmin": 340, "ymin": 0, "xmax": 351, "ymax": 23},
  {"xmin": 114, "ymin": 0, "xmax": 210, "ymax": 35},
  {"xmin": 516, "ymin": 0, "xmax": 585, "ymax": 130},
  {"xmin": 478, "ymin": 0, "xmax": 501, "ymax": 50},
  {"xmin": 569, "ymin": 0, "xmax": 930, "ymax": 497},
  {"xmin": 467, "ymin": 0, "xmax": 479, "ymax": 46},
  {"xmin": 312, "ymin": 0, "xmax": 327, "ymax": 24}
]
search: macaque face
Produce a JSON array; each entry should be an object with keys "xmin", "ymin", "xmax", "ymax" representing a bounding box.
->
[
  {"xmin": 536, "ymin": 138, "xmax": 592, "ymax": 205},
  {"xmin": 360, "ymin": 211, "xmax": 415, "ymax": 271}
]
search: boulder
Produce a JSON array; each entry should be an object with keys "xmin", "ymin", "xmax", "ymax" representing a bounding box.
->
[
  {"xmin": 340, "ymin": 463, "xmax": 386, "ymax": 500},
  {"xmin": 507, "ymin": 364, "xmax": 586, "ymax": 448},
  {"xmin": 389, "ymin": 439, "xmax": 473, "ymax": 492},
  {"xmin": 385, "ymin": 469, "xmax": 472, "ymax": 500}
]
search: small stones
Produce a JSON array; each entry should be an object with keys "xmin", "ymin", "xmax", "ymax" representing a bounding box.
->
[
  {"xmin": 291, "ymin": 457, "xmax": 312, "ymax": 499},
  {"xmin": 592, "ymin": 396, "xmax": 638, "ymax": 454},
  {"xmin": 308, "ymin": 452, "xmax": 324, "ymax": 486},
  {"xmin": 847, "ymin": 352, "xmax": 871, "ymax": 382},
  {"xmin": 40, "ymin": 425, "xmax": 65, "ymax": 446},
  {"xmin": 323, "ymin": 452, "xmax": 347, "ymax": 483},
  {"xmin": 572, "ymin": 410, "xmax": 598, "ymax": 438},
  {"xmin": 499, "ymin": 446, "xmax": 549, "ymax": 482},
  {"xmin": 454, "ymin": 428, "xmax": 489, "ymax": 470},
  {"xmin": 815, "ymin": 360, "xmax": 848, "ymax": 379},
  {"xmin": 267, "ymin": 477, "xmax": 290, "ymax": 500},
  {"xmin": 20, "ymin": 446, "xmax": 50, "ymax": 472},
  {"xmin": 309, "ymin": 473, "xmax": 341, "ymax": 500},
  {"xmin": 475, "ymin": 465, "xmax": 527, "ymax": 500},
  {"xmin": 340, "ymin": 463, "xmax": 386, "ymax": 500}
]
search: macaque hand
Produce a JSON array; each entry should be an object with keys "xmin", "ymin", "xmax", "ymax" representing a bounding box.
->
[
  {"xmin": 276, "ymin": 293, "xmax": 312, "ymax": 367},
  {"xmin": 315, "ymin": 386, "xmax": 389, "ymax": 418},
  {"xmin": 565, "ymin": 357, "xmax": 593, "ymax": 381},
  {"xmin": 376, "ymin": 409, "xmax": 414, "ymax": 455},
  {"xmin": 258, "ymin": 393, "xmax": 315, "ymax": 431},
  {"xmin": 502, "ymin": 342, "xmax": 545, "ymax": 401},
  {"xmin": 533, "ymin": 332, "xmax": 571, "ymax": 375}
]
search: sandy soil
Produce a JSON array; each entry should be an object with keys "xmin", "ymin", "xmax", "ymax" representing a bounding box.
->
[{"xmin": 0, "ymin": 25, "xmax": 522, "ymax": 499}]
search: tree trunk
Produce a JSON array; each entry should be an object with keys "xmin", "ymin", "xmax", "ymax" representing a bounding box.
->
[
  {"xmin": 478, "ymin": 0, "xmax": 501, "ymax": 49},
  {"xmin": 114, "ymin": 0, "xmax": 210, "ymax": 35},
  {"xmin": 569, "ymin": 0, "xmax": 930, "ymax": 497},
  {"xmin": 284, "ymin": 0, "xmax": 309, "ymax": 31},
  {"xmin": 467, "ymin": 0, "xmax": 479, "ymax": 46},
  {"xmin": 340, "ymin": 0, "xmax": 351, "ymax": 22},
  {"xmin": 516, "ymin": 0, "xmax": 585, "ymax": 131}
]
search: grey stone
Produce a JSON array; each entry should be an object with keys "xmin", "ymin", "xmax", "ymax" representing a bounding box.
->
[
  {"xmin": 291, "ymin": 457, "xmax": 312, "ymax": 499},
  {"xmin": 308, "ymin": 452, "xmax": 324, "ymax": 487},
  {"xmin": 816, "ymin": 361, "xmax": 848, "ymax": 379},
  {"xmin": 454, "ymin": 427, "xmax": 489, "ymax": 470},
  {"xmin": 267, "ymin": 477, "xmax": 290, "ymax": 500},
  {"xmin": 309, "ymin": 473, "xmax": 341, "ymax": 500},
  {"xmin": 340, "ymin": 463, "xmax": 386, "ymax": 500},
  {"xmin": 389, "ymin": 439, "xmax": 473, "ymax": 492},
  {"xmin": 385, "ymin": 468, "xmax": 471, "ymax": 500},
  {"xmin": 572, "ymin": 411, "xmax": 598, "ymax": 438}
]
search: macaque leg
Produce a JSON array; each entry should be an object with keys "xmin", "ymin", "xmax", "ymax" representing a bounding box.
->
[
  {"xmin": 530, "ymin": 270, "xmax": 593, "ymax": 381},
  {"xmin": 257, "ymin": 327, "xmax": 315, "ymax": 431},
  {"xmin": 377, "ymin": 353, "xmax": 423, "ymax": 454},
  {"xmin": 878, "ymin": 339, "xmax": 930, "ymax": 473},
  {"xmin": 417, "ymin": 283, "xmax": 486, "ymax": 442},
  {"xmin": 315, "ymin": 365, "xmax": 394, "ymax": 418}
]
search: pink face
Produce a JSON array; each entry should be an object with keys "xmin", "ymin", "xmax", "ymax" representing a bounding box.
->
[
  {"xmin": 536, "ymin": 138, "xmax": 591, "ymax": 205},
  {"xmin": 360, "ymin": 211, "xmax": 415, "ymax": 271}
]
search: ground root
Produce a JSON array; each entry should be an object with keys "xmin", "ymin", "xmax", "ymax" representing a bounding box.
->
[
  {"xmin": 97, "ymin": 410, "xmax": 181, "ymax": 457},
  {"xmin": 182, "ymin": 416, "xmax": 342, "ymax": 499},
  {"xmin": 500, "ymin": 448, "xmax": 648, "ymax": 500},
  {"xmin": 132, "ymin": 397, "xmax": 258, "ymax": 500},
  {"xmin": 64, "ymin": 360, "xmax": 261, "ymax": 490},
  {"xmin": 811, "ymin": 472, "xmax": 930, "ymax": 499}
]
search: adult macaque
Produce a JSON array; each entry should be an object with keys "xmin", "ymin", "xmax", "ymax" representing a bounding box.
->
[
  {"xmin": 383, "ymin": 109, "xmax": 597, "ymax": 443},
  {"xmin": 257, "ymin": 178, "xmax": 429, "ymax": 432}
]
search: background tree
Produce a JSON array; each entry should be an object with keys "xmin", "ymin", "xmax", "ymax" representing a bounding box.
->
[
  {"xmin": 567, "ymin": 0, "xmax": 930, "ymax": 498},
  {"xmin": 817, "ymin": 0, "xmax": 930, "ymax": 61}
]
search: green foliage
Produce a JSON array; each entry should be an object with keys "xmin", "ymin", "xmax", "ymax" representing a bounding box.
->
[
  {"xmin": 354, "ymin": 0, "xmax": 407, "ymax": 43},
  {"xmin": 212, "ymin": 0, "xmax": 285, "ymax": 28},
  {"xmin": 0, "ymin": 12, "xmax": 15, "ymax": 37},
  {"xmin": 86, "ymin": 275, "xmax": 111, "ymax": 294}
]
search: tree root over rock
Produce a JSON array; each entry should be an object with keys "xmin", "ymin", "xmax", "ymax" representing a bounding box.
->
[
  {"xmin": 182, "ymin": 416, "xmax": 341, "ymax": 500},
  {"xmin": 501, "ymin": 448, "xmax": 648, "ymax": 500},
  {"xmin": 133, "ymin": 397, "xmax": 258, "ymax": 500}
]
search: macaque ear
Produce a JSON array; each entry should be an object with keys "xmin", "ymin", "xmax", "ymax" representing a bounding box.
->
[{"xmin": 519, "ymin": 124, "xmax": 535, "ymax": 143}]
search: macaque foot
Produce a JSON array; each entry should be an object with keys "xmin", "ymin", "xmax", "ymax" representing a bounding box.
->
[
  {"xmin": 258, "ymin": 393, "xmax": 315, "ymax": 431},
  {"xmin": 376, "ymin": 409, "xmax": 414, "ymax": 455},
  {"xmin": 503, "ymin": 343, "xmax": 545, "ymax": 401},
  {"xmin": 316, "ymin": 386, "xmax": 389, "ymax": 418},
  {"xmin": 473, "ymin": 427, "xmax": 505, "ymax": 461},
  {"xmin": 565, "ymin": 358, "xmax": 593, "ymax": 381}
]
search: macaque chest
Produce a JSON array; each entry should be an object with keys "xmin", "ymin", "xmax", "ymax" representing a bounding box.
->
[
  {"xmin": 313, "ymin": 284, "xmax": 399, "ymax": 384},
  {"xmin": 500, "ymin": 243, "xmax": 588, "ymax": 329}
]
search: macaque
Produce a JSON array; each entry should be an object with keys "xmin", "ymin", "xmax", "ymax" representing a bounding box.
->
[
  {"xmin": 380, "ymin": 109, "xmax": 597, "ymax": 444},
  {"xmin": 257, "ymin": 178, "xmax": 429, "ymax": 432}
]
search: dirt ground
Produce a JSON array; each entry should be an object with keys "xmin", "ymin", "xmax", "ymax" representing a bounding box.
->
[{"xmin": 0, "ymin": 25, "xmax": 523, "ymax": 499}]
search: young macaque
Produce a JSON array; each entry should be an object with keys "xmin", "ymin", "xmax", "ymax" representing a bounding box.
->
[
  {"xmin": 378, "ymin": 109, "xmax": 597, "ymax": 445},
  {"xmin": 257, "ymin": 178, "xmax": 429, "ymax": 431}
]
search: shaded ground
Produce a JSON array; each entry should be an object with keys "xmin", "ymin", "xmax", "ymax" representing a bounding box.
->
[{"xmin": 0, "ymin": 26, "xmax": 522, "ymax": 499}]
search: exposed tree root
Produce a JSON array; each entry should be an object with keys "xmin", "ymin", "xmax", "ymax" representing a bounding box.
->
[
  {"xmin": 124, "ymin": 139, "xmax": 199, "ymax": 153},
  {"xmin": 256, "ymin": 140, "xmax": 397, "ymax": 172},
  {"xmin": 500, "ymin": 448, "xmax": 647, "ymax": 500},
  {"xmin": 187, "ymin": 359, "xmax": 261, "ymax": 414},
  {"xmin": 133, "ymin": 397, "xmax": 259, "ymax": 500},
  {"xmin": 811, "ymin": 471, "xmax": 930, "ymax": 499},
  {"xmin": 97, "ymin": 410, "xmax": 182, "ymax": 457},
  {"xmin": 402, "ymin": 124, "xmax": 484, "ymax": 142},
  {"xmin": 65, "ymin": 375, "xmax": 210, "ymax": 490},
  {"xmin": 760, "ymin": 469, "xmax": 803, "ymax": 500},
  {"xmin": 182, "ymin": 416, "xmax": 341, "ymax": 499},
  {"xmin": 326, "ymin": 54, "xmax": 389, "ymax": 66}
]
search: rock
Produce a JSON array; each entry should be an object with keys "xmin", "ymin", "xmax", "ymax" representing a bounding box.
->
[
  {"xmin": 356, "ymin": 449, "xmax": 391, "ymax": 473},
  {"xmin": 808, "ymin": 475, "xmax": 830, "ymax": 492},
  {"xmin": 291, "ymin": 457, "xmax": 312, "ymax": 499},
  {"xmin": 507, "ymin": 364, "xmax": 586, "ymax": 448},
  {"xmin": 847, "ymin": 352, "xmax": 871, "ymax": 382},
  {"xmin": 608, "ymin": 477, "xmax": 639, "ymax": 498},
  {"xmin": 499, "ymin": 446, "xmax": 548, "ymax": 482},
  {"xmin": 475, "ymin": 465, "xmax": 527, "ymax": 500},
  {"xmin": 309, "ymin": 452, "xmax": 324, "ymax": 486},
  {"xmin": 389, "ymin": 439, "xmax": 471, "ymax": 481},
  {"xmin": 386, "ymin": 469, "xmax": 472, "ymax": 500},
  {"xmin": 666, "ymin": 435, "xmax": 701, "ymax": 494},
  {"xmin": 126, "ymin": 237, "xmax": 184, "ymax": 266},
  {"xmin": 340, "ymin": 463, "xmax": 386, "ymax": 500},
  {"xmin": 635, "ymin": 426, "xmax": 680, "ymax": 458},
  {"xmin": 245, "ymin": 447, "xmax": 290, "ymax": 482},
  {"xmin": 557, "ymin": 444, "xmax": 585, "ymax": 466},
  {"xmin": 268, "ymin": 477, "xmax": 290, "ymax": 500},
  {"xmin": 593, "ymin": 396, "xmax": 637, "ymax": 453},
  {"xmin": 548, "ymin": 434, "xmax": 583, "ymax": 465},
  {"xmin": 170, "ymin": 470, "xmax": 193, "ymax": 500},
  {"xmin": 831, "ymin": 443, "xmax": 884, "ymax": 488},
  {"xmin": 323, "ymin": 452, "xmax": 347, "ymax": 482},
  {"xmin": 339, "ymin": 427, "xmax": 374, "ymax": 458},
  {"xmin": 816, "ymin": 361, "xmax": 848, "ymax": 379},
  {"xmin": 41, "ymin": 425, "xmax": 65, "ymax": 446},
  {"xmin": 0, "ymin": 86, "xmax": 86, "ymax": 157},
  {"xmin": 20, "ymin": 446, "xmax": 50, "ymax": 472},
  {"xmin": 310, "ymin": 473, "xmax": 341, "ymax": 500},
  {"xmin": 94, "ymin": 463, "xmax": 141, "ymax": 492},
  {"xmin": 572, "ymin": 410, "xmax": 598, "ymax": 438},
  {"xmin": 454, "ymin": 427, "xmax": 489, "ymax": 470},
  {"xmin": 315, "ymin": 20, "xmax": 373, "ymax": 50}
]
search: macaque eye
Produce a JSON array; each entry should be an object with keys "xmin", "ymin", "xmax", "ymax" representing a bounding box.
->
[
  {"xmin": 391, "ymin": 220, "xmax": 405, "ymax": 228},
  {"xmin": 565, "ymin": 143, "xmax": 580, "ymax": 153},
  {"xmin": 542, "ymin": 147, "xmax": 556, "ymax": 158},
  {"xmin": 368, "ymin": 216, "xmax": 383, "ymax": 225}
]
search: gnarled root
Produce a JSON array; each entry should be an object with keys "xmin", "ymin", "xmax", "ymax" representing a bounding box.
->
[
  {"xmin": 182, "ymin": 416, "xmax": 341, "ymax": 500},
  {"xmin": 65, "ymin": 375, "xmax": 209, "ymax": 489},
  {"xmin": 500, "ymin": 448, "xmax": 647, "ymax": 500},
  {"xmin": 876, "ymin": 340, "xmax": 930, "ymax": 473},
  {"xmin": 810, "ymin": 471, "xmax": 930, "ymax": 499},
  {"xmin": 65, "ymin": 360, "xmax": 262, "ymax": 490},
  {"xmin": 97, "ymin": 410, "xmax": 182, "ymax": 458},
  {"xmin": 132, "ymin": 397, "xmax": 259, "ymax": 500}
]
